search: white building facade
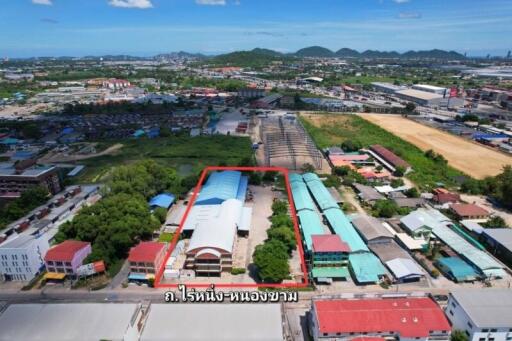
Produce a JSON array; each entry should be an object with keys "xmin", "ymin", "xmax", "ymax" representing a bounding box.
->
[
  {"xmin": 446, "ymin": 289, "xmax": 512, "ymax": 341},
  {"xmin": 0, "ymin": 233, "xmax": 50, "ymax": 282}
]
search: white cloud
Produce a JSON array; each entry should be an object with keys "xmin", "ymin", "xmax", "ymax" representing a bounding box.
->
[
  {"xmin": 398, "ymin": 12, "xmax": 422, "ymax": 19},
  {"xmin": 196, "ymin": 0, "xmax": 226, "ymax": 5},
  {"xmin": 108, "ymin": 0, "xmax": 153, "ymax": 9},
  {"xmin": 32, "ymin": 0, "xmax": 53, "ymax": 5},
  {"xmin": 393, "ymin": 0, "xmax": 410, "ymax": 3}
]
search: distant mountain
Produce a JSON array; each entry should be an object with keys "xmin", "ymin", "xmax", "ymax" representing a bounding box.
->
[
  {"xmin": 155, "ymin": 51, "xmax": 206, "ymax": 59},
  {"xmin": 335, "ymin": 48, "xmax": 360, "ymax": 58},
  {"xmin": 295, "ymin": 46, "xmax": 335, "ymax": 57},
  {"xmin": 250, "ymin": 48, "xmax": 283, "ymax": 57},
  {"xmin": 401, "ymin": 49, "xmax": 465, "ymax": 60},
  {"xmin": 293, "ymin": 46, "xmax": 465, "ymax": 60},
  {"xmin": 209, "ymin": 50, "xmax": 291, "ymax": 67}
]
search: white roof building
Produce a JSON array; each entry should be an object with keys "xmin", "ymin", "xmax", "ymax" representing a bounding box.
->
[{"xmin": 140, "ymin": 304, "xmax": 284, "ymax": 341}]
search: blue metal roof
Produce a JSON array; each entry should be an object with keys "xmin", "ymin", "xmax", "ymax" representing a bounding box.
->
[
  {"xmin": 195, "ymin": 171, "xmax": 247, "ymax": 205},
  {"xmin": 149, "ymin": 193, "xmax": 175, "ymax": 209},
  {"xmin": 297, "ymin": 210, "xmax": 325, "ymax": 252},
  {"xmin": 304, "ymin": 178, "xmax": 339, "ymax": 211},
  {"xmin": 349, "ymin": 252, "xmax": 387, "ymax": 283},
  {"xmin": 290, "ymin": 181, "xmax": 316, "ymax": 212},
  {"xmin": 324, "ymin": 208, "xmax": 369, "ymax": 252},
  {"xmin": 436, "ymin": 257, "xmax": 480, "ymax": 282}
]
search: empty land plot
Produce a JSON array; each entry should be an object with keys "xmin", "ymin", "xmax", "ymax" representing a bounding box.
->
[{"xmin": 360, "ymin": 114, "xmax": 512, "ymax": 179}]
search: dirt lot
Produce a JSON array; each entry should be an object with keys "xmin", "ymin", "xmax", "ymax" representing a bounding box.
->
[{"xmin": 360, "ymin": 114, "xmax": 512, "ymax": 179}]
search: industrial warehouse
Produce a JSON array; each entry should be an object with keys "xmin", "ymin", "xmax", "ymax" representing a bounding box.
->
[{"xmin": 159, "ymin": 169, "xmax": 302, "ymax": 284}]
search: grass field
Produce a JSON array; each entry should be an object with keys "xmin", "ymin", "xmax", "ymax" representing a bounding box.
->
[
  {"xmin": 72, "ymin": 135, "xmax": 254, "ymax": 183},
  {"xmin": 299, "ymin": 113, "xmax": 467, "ymax": 189},
  {"xmin": 360, "ymin": 114, "xmax": 512, "ymax": 179}
]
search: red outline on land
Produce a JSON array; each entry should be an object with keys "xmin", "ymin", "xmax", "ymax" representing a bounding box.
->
[{"xmin": 154, "ymin": 166, "xmax": 309, "ymax": 288}]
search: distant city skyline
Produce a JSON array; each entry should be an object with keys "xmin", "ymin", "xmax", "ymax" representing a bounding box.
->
[{"xmin": 1, "ymin": 0, "xmax": 511, "ymax": 58}]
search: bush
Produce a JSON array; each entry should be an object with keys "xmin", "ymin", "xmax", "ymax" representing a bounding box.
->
[
  {"xmin": 405, "ymin": 187, "xmax": 420, "ymax": 198},
  {"xmin": 373, "ymin": 200, "xmax": 398, "ymax": 218},
  {"xmin": 341, "ymin": 140, "xmax": 362, "ymax": 152},
  {"xmin": 231, "ymin": 268, "xmax": 246, "ymax": 275},
  {"xmin": 249, "ymin": 172, "xmax": 262, "ymax": 185},
  {"xmin": 271, "ymin": 200, "xmax": 288, "ymax": 215},
  {"xmin": 391, "ymin": 178, "xmax": 404, "ymax": 188},
  {"xmin": 393, "ymin": 166, "xmax": 406, "ymax": 177},
  {"xmin": 153, "ymin": 207, "xmax": 168, "ymax": 224},
  {"xmin": 333, "ymin": 166, "xmax": 350, "ymax": 176}
]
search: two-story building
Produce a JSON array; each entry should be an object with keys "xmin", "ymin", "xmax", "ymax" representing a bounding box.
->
[
  {"xmin": 44, "ymin": 240, "xmax": 91, "ymax": 278},
  {"xmin": 128, "ymin": 242, "xmax": 167, "ymax": 281}
]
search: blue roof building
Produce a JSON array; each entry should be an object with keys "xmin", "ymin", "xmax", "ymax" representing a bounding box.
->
[
  {"xmin": 149, "ymin": 193, "xmax": 176, "ymax": 210},
  {"xmin": 436, "ymin": 257, "xmax": 480, "ymax": 282},
  {"xmin": 133, "ymin": 129, "xmax": 145, "ymax": 138},
  {"xmin": 195, "ymin": 171, "xmax": 248, "ymax": 205},
  {"xmin": 349, "ymin": 252, "xmax": 387, "ymax": 284}
]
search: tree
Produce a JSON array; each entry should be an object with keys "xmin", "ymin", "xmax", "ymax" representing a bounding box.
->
[
  {"xmin": 451, "ymin": 330, "xmax": 468, "ymax": 341},
  {"xmin": 391, "ymin": 178, "xmax": 405, "ymax": 188},
  {"xmin": 405, "ymin": 187, "xmax": 420, "ymax": 198},
  {"xmin": 483, "ymin": 216, "xmax": 509, "ymax": 228},
  {"xmin": 301, "ymin": 163, "xmax": 315, "ymax": 173},
  {"xmin": 333, "ymin": 166, "xmax": 350, "ymax": 176},
  {"xmin": 267, "ymin": 227, "xmax": 296, "ymax": 253},
  {"xmin": 271, "ymin": 200, "xmax": 288, "ymax": 215},
  {"xmin": 262, "ymin": 171, "xmax": 278, "ymax": 183},
  {"xmin": 341, "ymin": 140, "xmax": 362, "ymax": 152},
  {"xmin": 153, "ymin": 207, "xmax": 168, "ymax": 224},
  {"xmin": 373, "ymin": 200, "xmax": 398, "ymax": 218},
  {"xmin": 394, "ymin": 166, "xmax": 406, "ymax": 177},
  {"xmin": 405, "ymin": 102, "xmax": 416, "ymax": 113},
  {"xmin": 253, "ymin": 239, "xmax": 290, "ymax": 283},
  {"xmin": 248, "ymin": 172, "xmax": 262, "ymax": 185},
  {"xmin": 271, "ymin": 214, "xmax": 294, "ymax": 229}
]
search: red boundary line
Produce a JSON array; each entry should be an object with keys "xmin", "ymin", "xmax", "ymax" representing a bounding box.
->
[{"xmin": 154, "ymin": 166, "xmax": 309, "ymax": 288}]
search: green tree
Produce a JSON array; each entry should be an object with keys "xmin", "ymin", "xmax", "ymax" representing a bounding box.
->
[
  {"xmin": 301, "ymin": 163, "xmax": 315, "ymax": 173},
  {"xmin": 391, "ymin": 178, "xmax": 405, "ymax": 188},
  {"xmin": 451, "ymin": 330, "xmax": 468, "ymax": 341},
  {"xmin": 341, "ymin": 140, "xmax": 362, "ymax": 152},
  {"xmin": 405, "ymin": 187, "xmax": 420, "ymax": 198},
  {"xmin": 262, "ymin": 171, "xmax": 278, "ymax": 183},
  {"xmin": 394, "ymin": 166, "xmax": 406, "ymax": 177},
  {"xmin": 333, "ymin": 166, "xmax": 350, "ymax": 176},
  {"xmin": 271, "ymin": 200, "xmax": 288, "ymax": 215},
  {"xmin": 249, "ymin": 172, "xmax": 262, "ymax": 185},
  {"xmin": 271, "ymin": 214, "xmax": 294, "ymax": 229},
  {"xmin": 267, "ymin": 226, "xmax": 296, "ymax": 253},
  {"xmin": 483, "ymin": 216, "xmax": 509, "ymax": 228},
  {"xmin": 373, "ymin": 200, "xmax": 398, "ymax": 218},
  {"xmin": 253, "ymin": 239, "xmax": 290, "ymax": 283},
  {"xmin": 405, "ymin": 102, "xmax": 416, "ymax": 113},
  {"xmin": 153, "ymin": 207, "xmax": 168, "ymax": 224}
]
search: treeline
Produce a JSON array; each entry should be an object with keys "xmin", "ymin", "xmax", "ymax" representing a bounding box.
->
[
  {"xmin": 461, "ymin": 166, "xmax": 512, "ymax": 210},
  {"xmin": 0, "ymin": 187, "xmax": 49, "ymax": 230},
  {"xmin": 54, "ymin": 160, "xmax": 183, "ymax": 270},
  {"xmin": 252, "ymin": 200, "xmax": 295, "ymax": 283},
  {"xmin": 62, "ymin": 100, "xmax": 192, "ymax": 116}
]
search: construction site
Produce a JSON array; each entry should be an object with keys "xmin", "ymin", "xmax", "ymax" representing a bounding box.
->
[{"xmin": 256, "ymin": 115, "xmax": 328, "ymax": 171}]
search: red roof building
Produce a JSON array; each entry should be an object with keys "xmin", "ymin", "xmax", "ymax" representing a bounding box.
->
[
  {"xmin": 45, "ymin": 240, "xmax": 91, "ymax": 275},
  {"xmin": 433, "ymin": 192, "xmax": 461, "ymax": 205},
  {"xmin": 450, "ymin": 203, "xmax": 490, "ymax": 220},
  {"xmin": 311, "ymin": 297, "xmax": 451, "ymax": 340},
  {"xmin": 128, "ymin": 241, "xmax": 167, "ymax": 275},
  {"xmin": 369, "ymin": 145, "xmax": 411, "ymax": 171},
  {"xmin": 312, "ymin": 235, "xmax": 351, "ymax": 253}
]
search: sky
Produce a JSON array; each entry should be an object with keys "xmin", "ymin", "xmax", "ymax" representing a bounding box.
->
[{"xmin": 1, "ymin": 0, "xmax": 511, "ymax": 58}]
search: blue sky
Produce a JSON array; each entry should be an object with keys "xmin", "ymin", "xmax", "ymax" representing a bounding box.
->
[{"xmin": 1, "ymin": 0, "xmax": 511, "ymax": 57}]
